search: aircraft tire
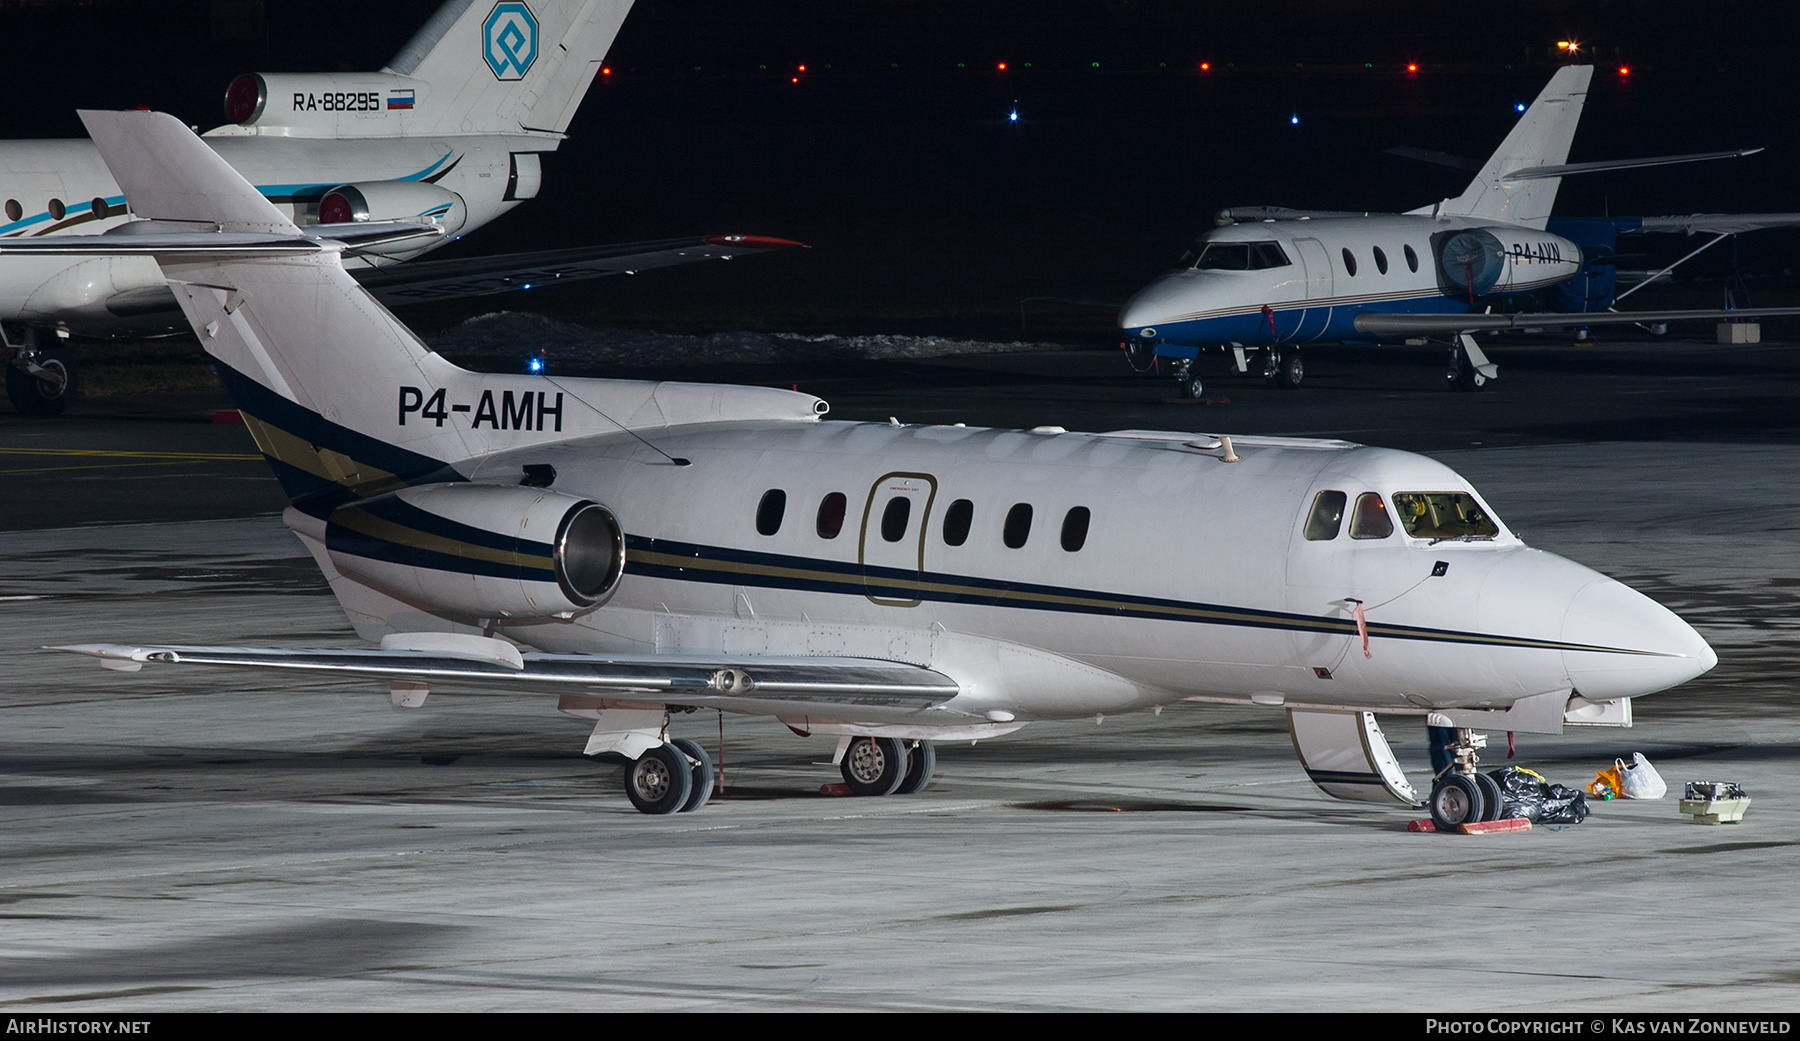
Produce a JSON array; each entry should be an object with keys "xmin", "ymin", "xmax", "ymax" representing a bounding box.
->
[
  {"xmin": 1181, "ymin": 375, "xmax": 1204, "ymax": 400},
  {"xmin": 840, "ymin": 736, "xmax": 908, "ymax": 796},
  {"xmin": 1475, "ymin": 771, "xmax": 1506, "ymax": 822},
  {"xmin": 1274, "ymin": 352, "xmax": 1304, "ymax": 390},
  {"xmin": 1429, "ymin": 774, "xmax": 1485, "ymax": 830},
  {"xmin": 6, "ymin": 353, "xmax": 75, "ymax": 416},
  {"xmin": 670, "ymin": 738, "xmax": 715, "ymax": 812},
  {"xmin": 624, "ymin": 742, "xmax": 693, "ymax": 815},
  {"xmin": 895, "ymin": 739, "xmax": 936, "ymax": 795}
]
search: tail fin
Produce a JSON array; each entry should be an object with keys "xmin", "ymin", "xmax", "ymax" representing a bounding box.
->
[
  {"xmin": 1428, "ymin": 65, "xmax": 1593, "ymax": 230},
  {"xmin": 78, "ymin": 109, "xmax": 824, "ymax": 518},
  {"xmin": 383, "ymin": 0, "xmax": 634, "ymax": 136}
]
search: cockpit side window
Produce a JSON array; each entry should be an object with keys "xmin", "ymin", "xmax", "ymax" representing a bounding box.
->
[
  {"xmin": 1250, "ymin": 242, "xmax": 1291, "ymax": 269},
  {"xmin": 1303, "ymin": 490, "xmax": 1347, "ymax": 541},
  {"xmin": 1348, "ymin": 492, "xmax": 1394, "ymax": 539},
  {"xmin": 1194, "ymin": 244, "xmax": 1252, "ymax": 270},
  {"xmin": 1391, "ymin": 492, "xmax": 1499, "ymax": 540}
]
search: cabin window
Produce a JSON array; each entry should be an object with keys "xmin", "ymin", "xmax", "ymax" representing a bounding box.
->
[
  {"xmin": 1348, "ymin": 492, "xmax": 1394, "ymax": 540},
  {"xmin": 942, "ymin": 498, "xmax": 974, "ymax": 546},
  {"xmin": 1003, "ymin": 503, "xmax": 1034, "ymax": 548},
  {"xmin": 1404, "ymin": 244, "xmax": 1420, "ymax": 273},
  {"xmin": 815, "ymin": 492, "xmax": 847, "ymax": 539},
  {"xmin": 1060, "ymin": 507, "xmax": 1092, "ymax": 551},
  {"xmin": 1341, "ymin": 247, "xmax": 1358, "ymax": 277},
  {"xmin": 47, "ymin": 198, "xmax": 65, "ymax": 221},
  {"xmin": 1372, "ymin": 246, "xmax": 1388, "ymax": 275},
  {"xmin": 1303, "ymin": 490, "xmax": 1347, "ymax": 541},
  {"xmin": 755, "ymin": 489, "xmax": 787, "ymax": 536},
  {"xmin": 880, "ymin": 496, "xmax": 912, "ymax": 542},
  {"xmin": 1391, "ymin": 492, "xmax": 1499, "ymax": 541},
  {"xmin": 3, "ymin": 199, "xmax": 20, "ymax": 223},
  {"xmin": 90, "ymin": 197, "xmax": 110, "ymax": 220}
]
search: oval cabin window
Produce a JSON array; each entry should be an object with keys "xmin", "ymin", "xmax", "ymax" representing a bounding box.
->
[
  {"xmin": 1003, "ymin": 503, "xmax": 1033, "ymax": 549},
  {"xmin": 1404, "ymin": 244, "xmax": 1419, "ymax": 273},
  {"xmin": 1060, "ymin": 507, "xmax": 1091, "ymax": 552},
  {"xmin": 1372, "ymin": 246, "xmax": 1388, "ymax": 275},
  {"xmin": 942, "ymin": 498, "xmax": 974, "ymax": 546},
  {"xmin": 815, "ymin": 492, "xmax": 847, "ymax": 539},
  {"xmin": 755, "ymin": 489, "xmax": 787, "ymax": 536},
  {"xmin": 880, "ymin": 496, "xmax": 912, "ymax": 543},
  {"xmin": 1341, "ymin": 247, "xmax": 1357, "ymax": 277}
]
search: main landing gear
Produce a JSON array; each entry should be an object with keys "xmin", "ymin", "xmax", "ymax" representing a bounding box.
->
[
  {"xmin": 623, "ymin": 737, "xmax": 716, "ymax": 815},
  {"xmin": 839, "ymin": 736, "xmax": 936, "ymax": 797},
  {"xmin": 1446, "ymin": 333, "xmax": 1497, "ymax": 393},
  {"xmin": 1427, "ymin": 727, "xmax": 1508, "ymax": 830},
  {"xmin": 3, "ymin": 325, "xmax": 77, "ymax": 416}
]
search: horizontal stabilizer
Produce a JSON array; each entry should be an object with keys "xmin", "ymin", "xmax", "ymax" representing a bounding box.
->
[
  {"xmin": 50, "ymin": 643, "xmax": 964, "ymax": 715},
  {"xmin": 0, "ymin": 222, "xmax": 443, "ymax": 258},
  {"xmin": 1355, "ymin": 307, "xmax": 1800, "ymax": 337},
  {"xmin": 1500, "ymin": 147, "xmax": 1761, "ymax": 181}
]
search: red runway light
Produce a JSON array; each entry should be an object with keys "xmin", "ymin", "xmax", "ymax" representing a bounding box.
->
[
  {"xmin": 601, "ymin": 66, "xmax": 611, "ymax": 76},
  {"xmin": 1199, "ymin": 62, "xmax": 1211, "ymax": 71},
  {"xmin": 1406, "ymin": 63, "xmax": 1418, "ymax": 73},
  {"xmin": 1618, "ymin": 65, "xmax": 1631, "ymax": 77},
  {"xmin": 798, "ymin": 64, "xmax": 806, "ymax": 72},
  {"xmin": 998, "ymin": 62, "xmax": 1007, "ymax": 70}
]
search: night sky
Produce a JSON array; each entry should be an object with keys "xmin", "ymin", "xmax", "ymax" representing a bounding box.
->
[{"xmin": 2, "ymin": 0, "xmax": 1793, "ymax": 337}]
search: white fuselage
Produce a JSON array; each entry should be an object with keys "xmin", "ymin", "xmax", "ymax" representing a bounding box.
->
[
  {"xmin": 353, "ymin": 416, "xmax": 1717, "ymax": 729},
  {"xmin": 1119, "ymin": 215, "xmax": 1583, "ymax": 355},
  {"xmin": 0, "ymin": 131, "xmax": 542, "ymax": 335}
]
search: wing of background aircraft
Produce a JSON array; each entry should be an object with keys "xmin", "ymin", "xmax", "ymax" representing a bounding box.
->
[
  {"xmin": 356, "ymin": 234, "xmax": 805, "ymax": 303},
  {"xmin": 1354, "ymin": 306, "xmax": 1800, "ymax": 337}
]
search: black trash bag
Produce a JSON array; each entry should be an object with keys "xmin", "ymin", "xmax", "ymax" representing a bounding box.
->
[{"xmin": 1491, "ymin": 766, "xmax": 1589, "ymax": 825}]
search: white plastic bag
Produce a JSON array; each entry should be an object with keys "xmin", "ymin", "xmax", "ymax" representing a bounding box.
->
[{"xmin": 1619, "ymin": 753, "xmax": 1667, "ymax": 799}]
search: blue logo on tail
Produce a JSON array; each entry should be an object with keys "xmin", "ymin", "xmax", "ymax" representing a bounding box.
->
[{"xmin": 483, "ymin": 2, "xmax": 539, "ymax": 81}]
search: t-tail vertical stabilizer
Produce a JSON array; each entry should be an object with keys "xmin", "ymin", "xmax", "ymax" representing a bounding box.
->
[
  {"xmin": 77, "ymin": 109, "xmax": 825, "ymax": 519},
  {"xmin": 1425, "ymin": 65, "xmax": 1594, "ymax": 230},
  {"xmin": 382, "ymin": 0, "xmax": 635, "ymax": 137}
]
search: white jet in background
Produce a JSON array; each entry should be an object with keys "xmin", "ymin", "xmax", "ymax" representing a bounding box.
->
[
  {"xmin": 40, "ymin": 110, "xmax": 1717, "ymax": 828},
  {"xmin": 1119, "ymin": 65, "xmax": 1800, "ymax": 398},
  {"xmin": 0, "ymin": 0, "xmax": 798, "ymax": 414}
]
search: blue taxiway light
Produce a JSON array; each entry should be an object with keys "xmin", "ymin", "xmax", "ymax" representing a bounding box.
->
[
  {"xmin": 1290, "ymin": 114, "xmax": 1300, "ymax": 125},
  {"xmin": 1515, "ymin": 102, "xmax": 1527, "ymax": 112}
]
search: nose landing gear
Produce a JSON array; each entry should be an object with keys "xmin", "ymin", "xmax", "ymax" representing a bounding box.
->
[{"xmin": 1427, "ymin": 726, "xmax": 1507, "ymax": 829}]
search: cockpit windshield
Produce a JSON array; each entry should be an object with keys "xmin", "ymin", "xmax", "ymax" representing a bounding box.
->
[
  {"xmin": 1391, "ymin": 492, "xmax": 1500, "ymax": 541},
  {"xmin": 1176, "ymin": 241, "xmax": 1292, "ymax": 271}
]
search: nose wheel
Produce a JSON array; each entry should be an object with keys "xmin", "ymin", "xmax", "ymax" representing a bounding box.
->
[{"xmin": 1427, "ymin": 726, "xmax": 1507, "ymax": 829}]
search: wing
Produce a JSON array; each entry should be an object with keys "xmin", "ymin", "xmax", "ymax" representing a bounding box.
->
[
  {"xmin": 1623, "ymin": 213, "xmax": 1800, "ymax": 236},
  {"xmin": 51, "ymin": 640, "xmax": 964, "ymax": 718},
  {"xmin": 1354, "ymin": 306, "xmax": 1800, "ymax": 338},
  {"xmin": 357, "ymin": 234, "xmax": 806, "ymax": 304}
]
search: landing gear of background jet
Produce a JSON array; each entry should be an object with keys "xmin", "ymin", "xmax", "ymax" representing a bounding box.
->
[
  {"xmin": 841, "ymin": 735, "xmax": 909, "ymax": 796},
  {"xmin": 1172, "ymin": 359, "xmax": 1201, "ymax": 399},
  {"xmin": 1267, "ymin": 349, "xmax": 1304, "ymax": 389},
  {"xmin": 895, "ymin": 739, "xmax": 936, "ymax": 794},
  {"xmin": 3, "ymin": 332, "xmax": 77, "ymax": 416},
  {"xmin": 670, "ymin": 737, "xmax": 715, "ymax": 812},
  {"xmin": 1446, "ymin": 333, "xmax": 1496, "ymax": 393},
  {"xmin": 625, "ymin": 742, "xmax": 693, "ymax": 815}
]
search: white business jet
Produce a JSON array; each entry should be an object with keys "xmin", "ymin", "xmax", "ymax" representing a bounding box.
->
[
  {"xmin": 1119, "ymin": 65, "xmax": 1800, "ymax": 397},
  {"xmin": 36, "ymin": 110, "xmax": 1717, "ymax": 828},
  {"xmin": 0, "ymin": 0, "xmax": 797, "ymax": 415}
]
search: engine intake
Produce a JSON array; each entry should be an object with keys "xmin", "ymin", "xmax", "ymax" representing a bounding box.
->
[{"xmin": 326, "ymin": 483, "xmax": 625, "ymax": 619}]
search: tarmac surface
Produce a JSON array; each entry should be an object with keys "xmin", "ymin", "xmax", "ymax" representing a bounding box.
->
[{"xmin": 4, "ymin": 336, "xmax": 1800, "ymax": 1011}]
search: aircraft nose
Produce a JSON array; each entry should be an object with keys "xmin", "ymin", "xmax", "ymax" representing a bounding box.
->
[
  {"xmin": 1118, "ymin": 273, "xmax": 1191, "ymax": 334},
  {"xmin": 1559, "ymin": 574, "xmax": 1716, "ymax": 700}
]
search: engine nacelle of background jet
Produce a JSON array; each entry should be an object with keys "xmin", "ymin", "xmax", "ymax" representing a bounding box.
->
[
  {"xmin": 325, "ymin": 484, "xmax": 626, "ymax": 620},
  {"xmin": 223, "ymin": 73, "xmax": 428, "ymax": 139},
  {"xmin": 1439, "ymin": 227, "xmax": 1582, "ymax": 296},
  {"xmin": 317, "ymin": 181, "xmax": 468, "ymax": 238}
]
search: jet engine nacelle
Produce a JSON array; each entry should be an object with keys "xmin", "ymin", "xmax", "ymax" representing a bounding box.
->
[
  {"xmin": 316, "ymin": 181, "xmax": 468, "ymax": 242},
  {"xmin": 1438, "ymin": 227, "xmax": 1582, "ymax": 296},
  {"xmin": 223, "ymin": 72, "xmax": 427, "ymax": 139},
  {"xmin": 325, "ymin": 484, "xmax": 626, "ymax": 620}
]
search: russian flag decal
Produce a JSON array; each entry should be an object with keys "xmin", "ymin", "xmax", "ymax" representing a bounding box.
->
[{"xmin": 387, "ymin": 89, "xmax": 415, "ymax": 110}]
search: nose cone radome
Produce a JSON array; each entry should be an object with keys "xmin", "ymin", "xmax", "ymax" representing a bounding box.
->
[
  {"xmin": 1118, "ymin": 272, "xmax": 1192, "ymax": 335},
  {"xmin": 1560, "ymin": 575, "xmax": 1717, "ymax": 700}
]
